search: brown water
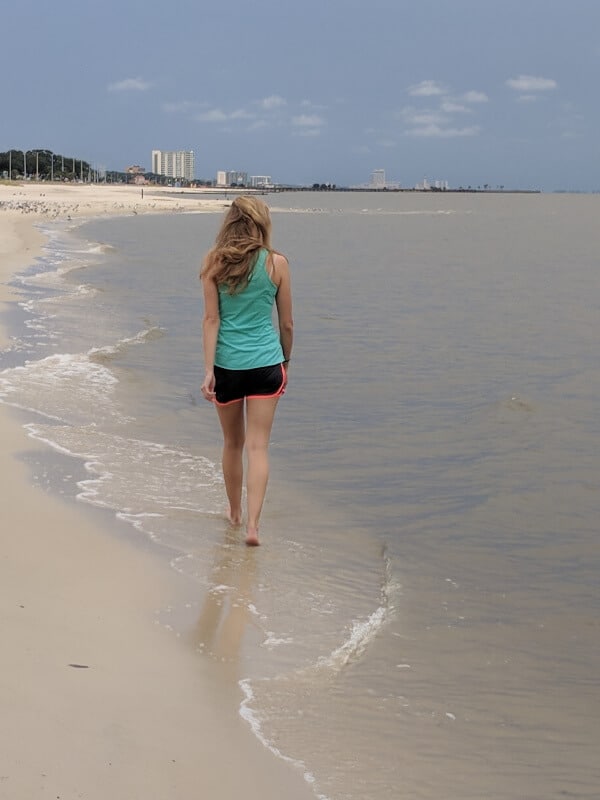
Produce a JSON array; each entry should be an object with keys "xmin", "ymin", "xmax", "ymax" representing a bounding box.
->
[{"xmin": 2, "ymin": 192, "xmax": 599, "ymax": 798}]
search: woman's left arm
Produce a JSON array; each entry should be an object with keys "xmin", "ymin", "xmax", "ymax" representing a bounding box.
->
[
  {"xmin": 201, "ymin": 273, "xmax": 220, "ymax": 401},
  {"xmin": 273, "ymin": 254, "xmax": 293, "ymax": 363}
]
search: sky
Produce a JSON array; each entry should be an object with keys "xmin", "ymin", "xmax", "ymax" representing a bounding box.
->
[{"xmin": 2, "ymin": 0, "xmax": 599, "ymax": 191}]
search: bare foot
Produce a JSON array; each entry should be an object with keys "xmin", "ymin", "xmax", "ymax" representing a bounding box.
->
[
  {"xmin": 226, "ymin": 507, "xmax": 242, "ymax": 526},
  {"xmin": 245, "ymin": 527, "xmax": 260, "ymax": 547}
]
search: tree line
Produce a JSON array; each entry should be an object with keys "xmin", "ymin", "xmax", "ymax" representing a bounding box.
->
[
  {"xmin": 1, "ymin": 150, "xmax": 213, "ymax": 186},
  {"xmin": 0, "ymin": 149, "xmax": 92, "ymax": 181}
]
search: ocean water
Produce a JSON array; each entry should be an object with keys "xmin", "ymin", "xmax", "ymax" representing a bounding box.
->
[{"xmin": 2, "ymin": 191, "xmax": 600, "ymax": 799}]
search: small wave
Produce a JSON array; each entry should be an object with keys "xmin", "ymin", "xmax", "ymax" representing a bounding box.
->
[
  {"xmin": 23, "ymin": 423, "xmax": 223, "ymax": 524},
  {"xmin": 315, "ymin": 606, "xmax": 387, "ymax": 672},
  {"xmin": 37, "ymin": 284, "xmax": 99, "ymax": 304},
  {"xmin": 239, "ymin": 679, "xmax": 330, "ymax": 800},
  {"xmin": 84, "ymin": 241, "xmax": 116, "ymax": 255},
  {"xmin": 88, "ymin": 326, "xmax": 165, "ymax": 363},
  {"xmin": 0, "ymin": 352, "xmax": 120, "ymax": 425},
  {"xmin": 236, "ymin": 549, "xmax": 398, "ymax": 800},
  {"xmin": 305, "ymin": 547, "xmax": 396, "ymax": 678}
]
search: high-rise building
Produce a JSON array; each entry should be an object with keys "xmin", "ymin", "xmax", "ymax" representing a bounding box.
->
[
  {"xmin": 226, "ymin": 170, "xmax": 248, "ymax": 187},
  {"xmin": 249, "ymin": 175, "xmax": 273, "ymax": 188},
  {"xmin": 151, "ymin": 150, "xmax": 195, "ymax": 181},
  {"xmin": 216, "ymin": 170, "xmax": 249, "ymax": 187},
  {"xmin": 370, "ymin": 169, "xmax": 386, "ymax": 188}
]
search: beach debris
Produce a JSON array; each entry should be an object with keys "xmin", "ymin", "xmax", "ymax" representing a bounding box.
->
[{"xmin": 67, "ymin": 663, "xmax": 90, "ymax": 669}]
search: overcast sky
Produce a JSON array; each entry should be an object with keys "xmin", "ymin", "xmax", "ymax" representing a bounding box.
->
[{"xmin": 2, "ymin": 0, "xmax": 599, "ymax": 190}]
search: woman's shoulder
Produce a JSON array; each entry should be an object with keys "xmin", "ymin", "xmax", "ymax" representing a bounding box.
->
[
  {"xmin": 200, "ymin": 252, "xmax": 213, "ymax": 281},
  {"xmin": 265, "ymin": 250, "xmax": 289, "ymax": 284},
  {"xmin": 267, "ymin": 250, "xmax": 289, "ymax": 269}
]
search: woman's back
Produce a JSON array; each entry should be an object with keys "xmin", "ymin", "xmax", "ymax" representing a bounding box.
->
[{"xmin": 215, "ymin": 248, "xmax": 283, "ymax": 370}]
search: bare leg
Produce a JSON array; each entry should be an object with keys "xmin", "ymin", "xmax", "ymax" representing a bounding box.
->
[
  {"xmin": 244, "ymin": 396, "xmax": 279, "ymax": 545},
  {"xmin": 216, "ymin": 401, "xmax": 245, "ymax": 525}
]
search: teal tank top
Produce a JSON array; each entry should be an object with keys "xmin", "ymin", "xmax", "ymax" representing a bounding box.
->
[{"xmin": 215, "ymin": 248, "xmax": 284, "ymax": 370}]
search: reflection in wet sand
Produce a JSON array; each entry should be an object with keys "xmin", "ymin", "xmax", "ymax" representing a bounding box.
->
[{"xmin": 192, "ymin": 530, "xmax": 258, "ymax": 667}]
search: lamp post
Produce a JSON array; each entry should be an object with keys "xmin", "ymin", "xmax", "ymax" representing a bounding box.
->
[{"xmin": 22, "ymin": 150, "xmax": 35, "ymax": 180}]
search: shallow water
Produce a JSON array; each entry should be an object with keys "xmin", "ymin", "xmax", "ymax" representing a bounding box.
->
[{"xmin": 2, "ymin": 191, "xmax": 599, "ymax": 799}]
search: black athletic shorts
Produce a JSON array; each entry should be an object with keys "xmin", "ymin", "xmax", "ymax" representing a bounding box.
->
[{"xmin": 213, "ymin": 363, "xmax": 286, "ymax": 406}]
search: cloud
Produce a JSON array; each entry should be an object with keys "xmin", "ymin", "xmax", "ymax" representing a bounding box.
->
[
  {"xmin": 295, "ymin": 128, "xmax": 322, "ymax": 137},
  {"xmin": 260, "ymin": 94, "xmax": 286, "ymax": 110},
  {"xmin": 196, "ymin": 108, "xmax": 254, "ymax": 123},
  {"xmin": 229, "ymin": 109, "xmax": 254, "ymax": 120},
  {"xmin": 162, "ymin": 100, "xmax": 198, "ymax": 113},
  {"xmin": 506, "ymin": 75, "xmax": 557, "ymax": 92},
  {"xmin": 301, "ymin": 99, "xmax": 328, "ymax": 110},
  {"xmin": 291, "ymin": 114, "xmax": 325, "ymax": 127},
  {"xmin": 461, "ymin": 90, "xmax": 489, "ymax": 103},
  {"xmin": 108, "ymin": 77, "xmax": 151, "ymax": 92},
  {"xmin": 196, "ymin": 108, "xmax": 229, "ymax": 122},
  {"xmin": 398, "ymin": 107, "xmax": 446, "ymax": 126},
  {"xmin": 405, "ymin": 124, "xmax": 481, "ymax": 138},
  {"xmin": 408, "ymin": 80, "xmax": 445, "ymax": 97},
  {"xmin": 441, "ymin": 101, "xmax": 471, "ymax": 114}
]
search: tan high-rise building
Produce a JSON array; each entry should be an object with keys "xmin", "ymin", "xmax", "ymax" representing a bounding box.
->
[{"xmin": 151, "ymin": 150, "xmax": 195, "ymax": 180}]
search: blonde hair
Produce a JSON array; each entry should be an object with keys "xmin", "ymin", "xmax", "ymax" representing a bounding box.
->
[{"xmin": 201, "ymin": 195, "xmax": 272, "ymax": 294}]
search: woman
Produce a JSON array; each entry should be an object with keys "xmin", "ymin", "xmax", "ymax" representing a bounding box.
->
[{"xmin": 200, "ymin": 196, "xmax": 293, "ymax": 546}]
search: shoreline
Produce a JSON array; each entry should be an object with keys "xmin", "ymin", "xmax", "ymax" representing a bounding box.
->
[
  {"xmin": 0, "ymin": 186, "xmax": 316, "ymax": 800},
  {"xmin": 0, "ymin": 182, "xmax": 229, "ymax": 348}
]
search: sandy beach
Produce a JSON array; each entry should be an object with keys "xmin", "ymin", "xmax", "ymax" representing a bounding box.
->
[{"xmin": 0, "ymin": 182, "xmax": 314, "ymax": 800}]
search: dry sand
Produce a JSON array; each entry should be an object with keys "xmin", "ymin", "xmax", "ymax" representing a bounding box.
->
[{"xmin": 0, "ymin": 183, "xmax": 314, "ymax": 800}]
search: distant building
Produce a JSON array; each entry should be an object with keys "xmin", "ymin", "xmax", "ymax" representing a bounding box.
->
[
  {"xmin": 365, "ymin": 169, "xmax": 400, "ymax": 190},
  {"xmin": 249, "ymin": 175, "xmax": 273, "ymax": 189},
  {"xmin": 370, "ymin": 169, "xmax": 386, "ymax": 189},
  {"xmin": 226, "ymin": 170, "xmax": 248, "ymax": 187},
  {"xmin": 126, "ymin": 165, "xmax": 146, "ymax": 175},
  {"xmin": 415, "ymin": 177, "xmax": 449, "ymax": 191},
  {"xmin": 216, "ymin": 170, "xmax": 228, "ymax": 187},
  {"xmin": 151, "ymin": 150, "xmax": 195, "ymax": 181}
]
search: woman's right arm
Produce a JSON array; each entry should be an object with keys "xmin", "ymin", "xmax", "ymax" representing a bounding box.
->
[
  {"xmin": 273, "ymin": 253, "xmax": 293, "ymax": 363},
  {"xmin": 200, "ymin": 272, "xmax": 220, "ymax": 401}
]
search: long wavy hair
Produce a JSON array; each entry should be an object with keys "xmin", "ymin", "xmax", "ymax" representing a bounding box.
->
[{"xmin": 201, "ymin": 195, "xmax": 272, "ymax": 294}]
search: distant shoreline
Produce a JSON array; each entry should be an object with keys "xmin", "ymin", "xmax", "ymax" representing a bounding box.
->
[
  {"xmin": 0, "ymin": 180, "xmax": 543, "ymax": 196},
  {"xmin": 271, "ymin": 186, "xmax": 543, "ymax": 194},
  {"xmin": 152, "ymin": 185, "xmax": 543, "ymax": 196}
]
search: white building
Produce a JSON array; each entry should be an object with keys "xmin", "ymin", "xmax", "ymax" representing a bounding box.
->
[
  {"xmin": 151, "ymin": 150, "xmax": 195, "ymax": 181},
  {"xmin": 249, "ymin": 175, "xmax": 273, "ymax": 188},
  {"xmin": 216, "ymin": 170, "xmax": 249, "ymax": 187},
  {"xmin": 415, "ymin": 177, "xmax": 449, "ymax": 191},
  {"xmin": 370, "ymin": 169, "xmax": 386, "ymax": 189}
]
